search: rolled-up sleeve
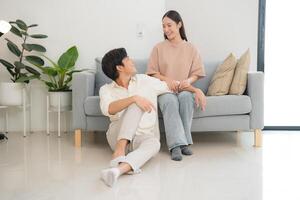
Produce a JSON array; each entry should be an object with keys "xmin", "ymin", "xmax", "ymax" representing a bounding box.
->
[
  {"xmin": 144, "ymin": 75, "xmax": 171, "ymax": 95},
  {"xmin": 147, "ymin": 46, "xmax": 160, "ymax": 76},
  {"xmin": 189, "ymin": 47, "xmax": 206, "ymax": 79},
  {"xmin": 99, "ymin": 85, "xmax": 115, "ymax": 117}
]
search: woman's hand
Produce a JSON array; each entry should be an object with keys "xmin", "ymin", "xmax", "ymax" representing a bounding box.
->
[
  {"xmin": 194, "ymin": 89, "xmax": 206, "ymax": 111},
  {"xmin": 133, "ymin": 95, "xmax": 156, "ymax": 113},
  {"xmin": 165, "ymin": 78, "xmax": 180, "ymax": 93},
  {"xmin": 178, "ymin": 79, "xmax": 191, "ymax": 91}
]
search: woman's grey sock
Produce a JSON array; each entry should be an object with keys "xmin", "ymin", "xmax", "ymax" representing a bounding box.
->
[
  {"xmin": 171, "ymin": 146, "xmax": 182, "ymax": 161},
  {"xmin": 181, "ymin": 145, "xmax": 193, "ymax": 155}
]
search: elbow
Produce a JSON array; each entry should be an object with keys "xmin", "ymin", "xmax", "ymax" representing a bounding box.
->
[
  {"xmin": 108, "ymin": 105, "xmax": 115, "ymax": 115},
  {"xmin": 147, "ymin": 71, "xmax": 160, "ymax": 78}
]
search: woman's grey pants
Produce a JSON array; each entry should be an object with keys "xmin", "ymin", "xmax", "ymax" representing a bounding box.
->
[
  {"xmin": 158, "ymin": 91, "xmax": 195, "ymax": 151},
  {"xmin": 106, "ymin": 104, "xmax": 161, "ymax": 173}
]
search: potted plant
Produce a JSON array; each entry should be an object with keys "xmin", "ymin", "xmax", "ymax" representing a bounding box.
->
[
  {"xmin": 35, "ymin": 46, "xmax": 85, "ymax": 108},
  {"xmin": 0, "ymin": 19, "xmax": 47, "ymax": 106}
]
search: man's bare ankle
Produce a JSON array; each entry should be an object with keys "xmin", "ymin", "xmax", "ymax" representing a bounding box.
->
[{"xmin": 112, "ymin": 151, "xmax": 125, "ymax": 159}]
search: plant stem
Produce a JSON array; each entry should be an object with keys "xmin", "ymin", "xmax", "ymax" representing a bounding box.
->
[
  {"xmin": 20, "ymin": 34, "xmax": 27, "ymax": 63},
  {"xmin": 53, "ymin": 76, "xmax": 58, "ymax": 88},
  {"xmin": 48, "ymin": 75, "xmax": 57, "ymax": 90},
  {"xmin": 59, "ymin": 72, "xmax": 65, "ymax": 89},
  {"xmin": 16, "ymin": 32, "xmax": 27, "ymax": 81}
]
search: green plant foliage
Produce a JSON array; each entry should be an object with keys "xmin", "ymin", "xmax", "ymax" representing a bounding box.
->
[{"xmin": 0, "ymin": 19, "xmax": 47, "ymax": 83}]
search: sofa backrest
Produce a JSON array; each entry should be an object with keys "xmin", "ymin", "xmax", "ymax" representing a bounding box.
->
[
  {"xmin": 94, "ymin": 57, "xmax": 218, "ymax": 95},
  {"xmin": 194, "ymin": 61, "xmax": 219, "ymax": 94}
]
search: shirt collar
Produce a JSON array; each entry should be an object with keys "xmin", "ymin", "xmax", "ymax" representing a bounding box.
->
[{"xmin": 112, "ymin": 75, "xmax": 137, "ymax": 88}]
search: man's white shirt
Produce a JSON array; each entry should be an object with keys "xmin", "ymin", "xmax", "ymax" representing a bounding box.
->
[{"xmin": 99, "ymin": 74, "xmax": 171, "ymax": 137}]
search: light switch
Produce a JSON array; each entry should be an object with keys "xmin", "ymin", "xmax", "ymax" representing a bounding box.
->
[{"xmin": 136, "ymin": 23, "xmax": 144, "ymax": 38}]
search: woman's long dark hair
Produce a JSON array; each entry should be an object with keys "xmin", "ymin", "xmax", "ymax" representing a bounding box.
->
[{"xmin": 162, "ymin": 10, "xmax": 188, "ymax": 41}]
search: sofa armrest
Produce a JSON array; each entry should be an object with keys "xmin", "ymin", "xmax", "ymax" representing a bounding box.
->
[
  {"xmin": 72, "ymin": 72, "xmax": 95, "ymax": 131},
  {"xmin": 247, "ymin": 71, "xmax": 264, "ymax": 129}
]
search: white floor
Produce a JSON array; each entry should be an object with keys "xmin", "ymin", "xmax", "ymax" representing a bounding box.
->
[{"xmin": 0, "ymin": 130, "xmax": 299, "ymax": 200}]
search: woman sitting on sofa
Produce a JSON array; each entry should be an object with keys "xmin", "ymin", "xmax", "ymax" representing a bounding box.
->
[{"xmin": 147, "ymin": 10, "xmax": 206, "ymax": 161}]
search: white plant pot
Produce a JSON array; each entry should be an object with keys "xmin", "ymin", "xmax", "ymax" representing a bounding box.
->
[
  {"xmin": 49, "ymin": 91, "xmax": 72, "ymax": 108},
  {"xmin": 0, "ymin": 82, "xmax": 25, "ymax": 106}
]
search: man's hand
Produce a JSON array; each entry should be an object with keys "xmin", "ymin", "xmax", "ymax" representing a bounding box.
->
[
  {"xmin": 194, "ymin": 89, "xmax": 206, "ymax": 111},
  {"xmin": 133, "ymin": 95, "xmax": 156, "ymax": 113}
]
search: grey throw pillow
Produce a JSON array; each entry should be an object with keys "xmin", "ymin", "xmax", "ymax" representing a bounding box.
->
[{"xmin": 95, "ymin": 57, "xmax": 112, "ymax": 95}]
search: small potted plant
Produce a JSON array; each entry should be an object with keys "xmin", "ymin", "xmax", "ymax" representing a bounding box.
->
[
  {"xmin": 0, "ymin": 19, "xmax": 47, "ymax": 106},
  {"xmin": 35, "ymin": 46, "xmax": 85, "ymax": 108}
]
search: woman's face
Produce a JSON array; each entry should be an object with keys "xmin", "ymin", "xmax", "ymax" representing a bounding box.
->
[{"xmin": 162, "ymin": 16, "xmax": 181, "ymax": 40}]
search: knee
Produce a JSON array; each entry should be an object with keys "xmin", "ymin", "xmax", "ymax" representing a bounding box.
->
[
  {"xmin": 127, "ymin": 104, "xmax": 143, "ymax": 114},
  {"xmin": 178, "ymin": 91, "xmax": 194, "ymax": 104},
  {"xmin": 148, "ymin": 138, "xmax": 161, "ymax": 154},
  {"xmin": 158, "ymin": 94, "xmax": 178, "ymax": 110},
  {"xmin": 153, "ymin": 139, "xmax": 161, "ymax": 153}
]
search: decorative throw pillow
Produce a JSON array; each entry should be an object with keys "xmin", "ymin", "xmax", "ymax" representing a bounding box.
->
[
  {"xmin": 95, "ymin": 57, "xmax": 112, "ymax": 94},
  {"xmin": 207, "ymin": 53, "xmax": 237, "ymax": 96},
  {"xmin": 229, "ymin": 49, "xmax": 251, "ymax": 95}
]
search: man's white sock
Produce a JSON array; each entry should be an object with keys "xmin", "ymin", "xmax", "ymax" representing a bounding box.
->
[{"xmin": 101, "ymin": 168, "xmax": 121, "ymax": 187}]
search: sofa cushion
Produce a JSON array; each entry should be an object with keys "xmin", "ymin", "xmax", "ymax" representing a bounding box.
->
[
  {"xmin": 193, "ymin": 95, "xmax": 252, "ymax": 118},
  {"xmin": 84, "ymin": 95, "xmax": 252, "ymax": 119}
]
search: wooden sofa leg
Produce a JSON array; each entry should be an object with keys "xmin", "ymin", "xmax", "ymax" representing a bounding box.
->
[
  {"xmin": 75, "ymin": 129, "xmax": 82, "ymax": 148},
  {"xmin": 254, "ymin": 129, "xmax": 262, "ymax": 147}
]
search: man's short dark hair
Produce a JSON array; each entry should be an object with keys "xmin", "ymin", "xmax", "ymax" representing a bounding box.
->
[{"xmin": 101, "ymin": 48, "xmax": 128, "ymax": 81}]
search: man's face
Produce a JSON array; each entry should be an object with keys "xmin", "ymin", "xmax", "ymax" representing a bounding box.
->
[{"xmin": 118, "ymin": 56, "xmax": 137, "ymax": 76}]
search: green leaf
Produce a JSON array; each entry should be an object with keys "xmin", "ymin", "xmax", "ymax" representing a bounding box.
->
[
  {"xmin": 21, "ymin": 31, "xmax": 28, "ymax": 36},
  {"xmin": 28, "ymin": 24, "xmax": 38, "ymax": 28},
  {"xmin": 54, "ymin": 65, "xmax": 66, "ymax": 74},
  {"xmin": 6, "ymin": 39, "xmax": 21, "ymax": 57},
  {"xmin": 30, "ymin": 34, "xmax": 48, "ymax": 39},
  {"xmin": 16, "ymin": 74, "xmax": 39, "ymax": 83},
  {"xmin": 0, "ymin": 59, "xmax": 14, "ymax": 69},
  {"xmin": 61, "ymin": 85, "xmax": 70, "ymax": 91},
  {"xmin": 43, "ymin": 67, "xmax": 58, "ymax": 76},
  {"xmin": 14, "ymin": 67, "xmax": 20, "ymax": 74},
  {"xmin": 53, "ymin": 85, "xmax": 70, "ymax": 92},
  {"xmin": 25, "ymin": 56, "xmax": 44, "ymax": 67},
  {"xmin": 42, "ymin": 55, "xmax": 58, "ymax": 68},
  {"xmin": 22, "ymin": 44, "xmax": 32, "ymax": 52},
  {"xmin": 10, "ymin": 25, "xmax": 22, "ymax": 37},
  {"xmin": 25, "ymin": 65, "xmax": 41, "ymax": 75},
  {"xmin": 22, "ymin": 44, "xmax": 46, "ymax": 52},
  {"xmin": 7, "ymin": 68, "xmax": 16, "ymax": 77},
  {"xmin": 16, "ymin": 19, "xmax": 27, "ymax": 30},
  {"xmin": 44, "ymin": 81, "xmax": 56, "ymax": 89},
  {"xmin": 14, "ymin": 61, "xmax": 26, "ymax": 69},
  {"xmin": 58, "ymin": 46, "xmax": 78, "ymax": 69},
  {"xmin": 64, "ymin": 75, "xmax": 72, "ymax": 85},
  {"xmin": 66, "ymin": 69, "xmax": 87, "ymax": 75}
]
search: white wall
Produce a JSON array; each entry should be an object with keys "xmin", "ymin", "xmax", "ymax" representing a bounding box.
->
[
  {"xmin": 166, "ymin": 0, "xmax": 259, "ymax": 70},
  {"xmin": 0, "ymin": 0, "xmax": 259, "ymax": 132},
  {"xmin": 0, "ymin": 0, "xmax": 165, "ymax": 132}
]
